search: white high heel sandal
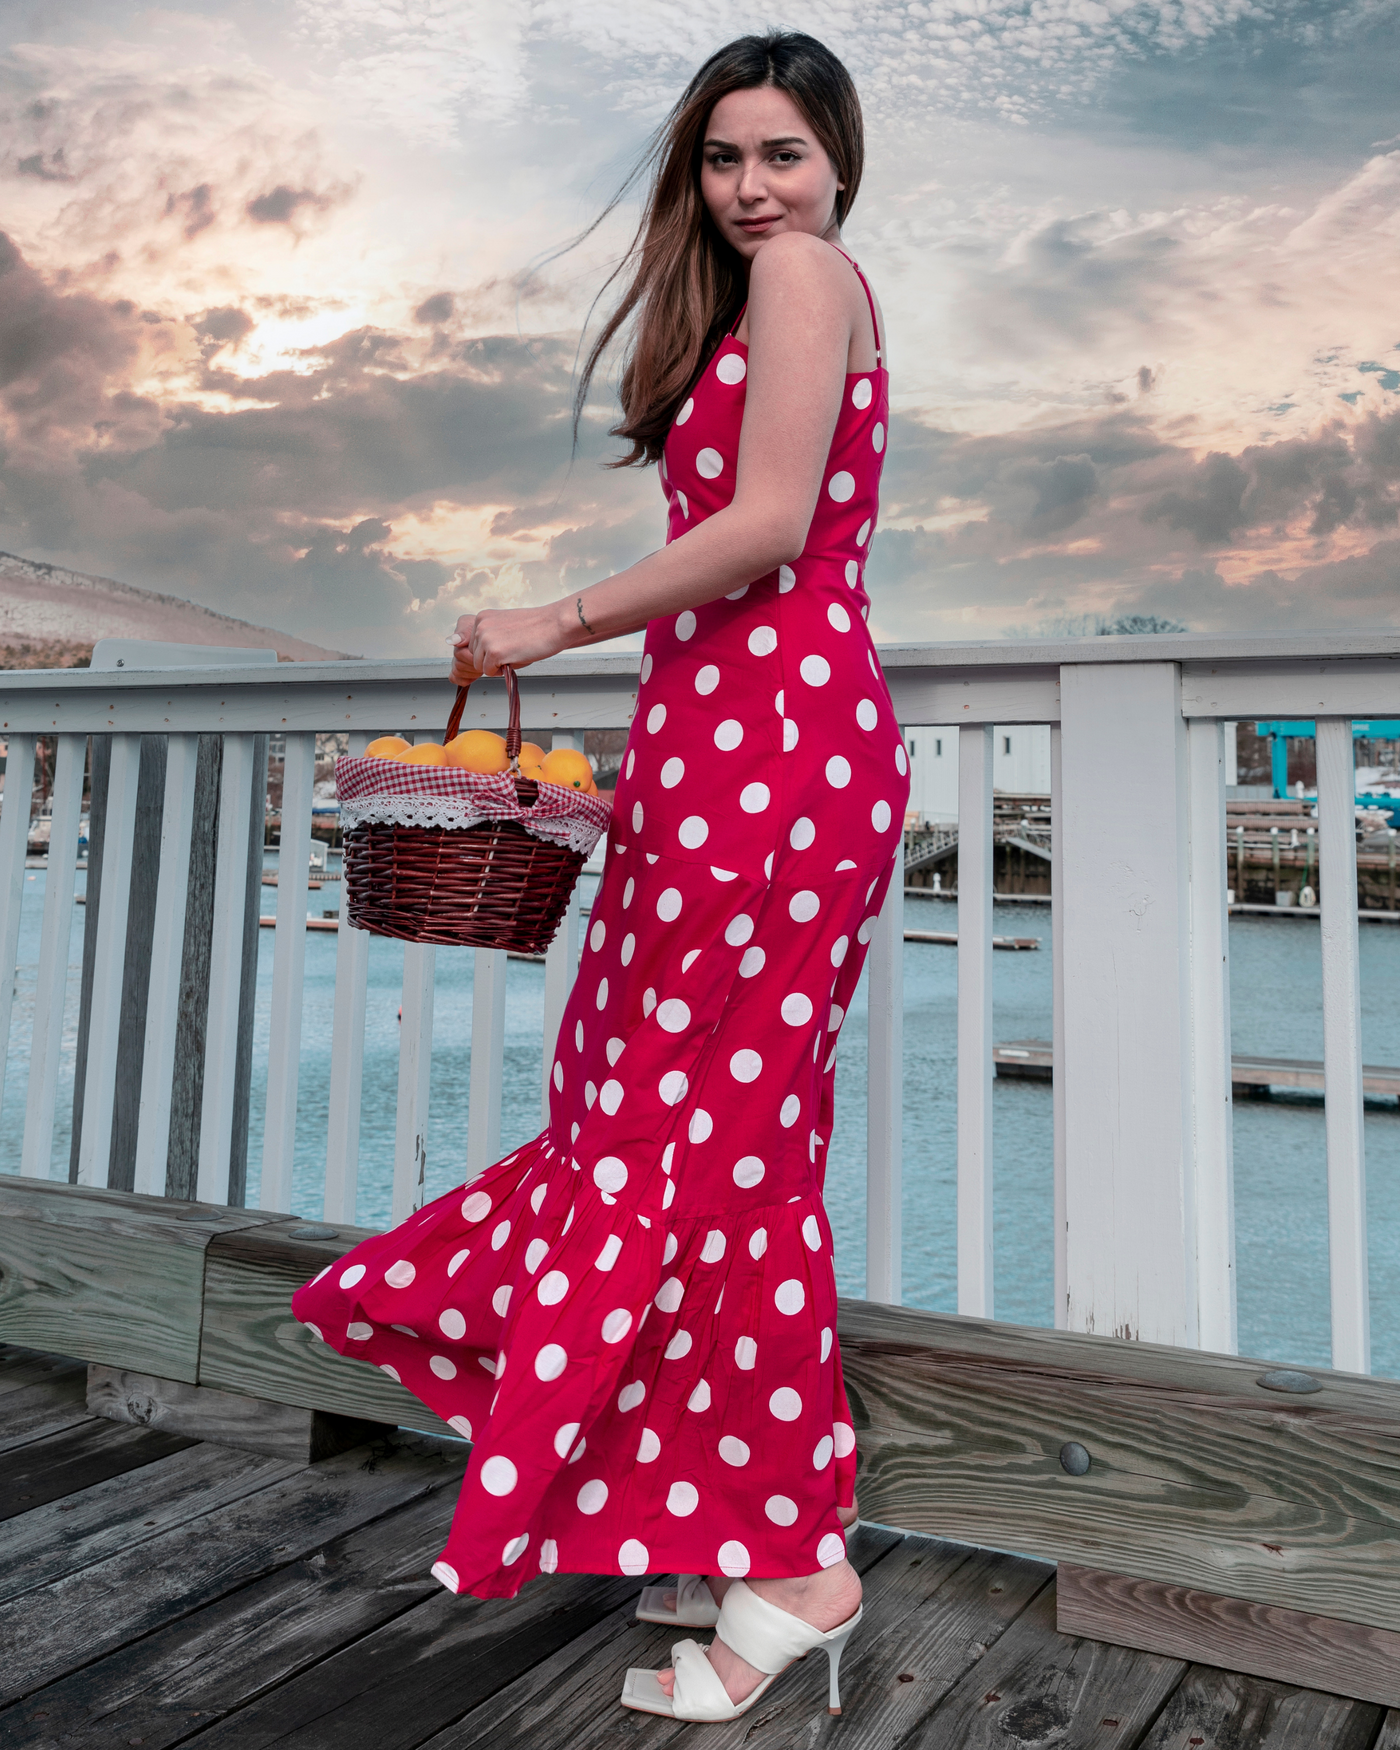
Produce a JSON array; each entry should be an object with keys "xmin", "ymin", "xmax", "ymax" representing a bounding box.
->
[
  {"xmin": 620, "ymin": 1579, "xmax": 863, "ymax": 1722},
  {"xmin": 635, "ymin": 1574, "xmax": 721, "ymax": 1627}
]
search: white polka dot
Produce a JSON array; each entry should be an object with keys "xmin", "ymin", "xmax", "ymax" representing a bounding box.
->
[
  {"xmin": 676, "ymin": 396, "xmax": 694, "ymax": 424},
  {"xmin": 852, "ymin": 378, "xmax": 873, "ymax": 410},
  {"xmin": 491, "ymin": 1219, "xmax": 511, "ymax": 1251},
  {"xmin": 857, "ymin": 517, "xmax": 872, "ymax": 544},
  {"xmin": 640, "ymin": 651, "xmax": 653, "ymax": 683},
  {"xmin": 856, "ymin": 698, "xmax": 878, "ymax": 731},
  {"xmin": 678, "ymin": 815, "xmax": 709, "ymax": 848},
  {"xmin": 789, "ymin": 890, "xmax": 820, "ymax": 922},
  {"xmin": 618, "ymin": 1380, "xmax": 646, "ymax": 1413},
  {"xmin": 676, "ymin": 609, "xmax": 697, "ymax": 641},
  {"xmin": 384, "ymin": 1259, "xmax": 416, "ymax": 1289},
  {"xmin": 872, "ymin": 800, "xmax": 892, "ymax": 833},
  {"xmin": 659, "ymin": 1069, "xmax": 689, "ymax": 1105},
  {"xmin": 775, "ymin": 1278, "xmax": 806, "ymax": 1315},
  {"xmin": 619, "ymin": 1537, "xmax": 650, "ymax": 1574},
  {"xmin": 802, "ymin": 1219, "xmax": 825, "ymax": 1258},
  {"xmin": 827, "ymin": 603, "xmax": 851, "ymax": 634},
  {"xmin": 716, "ymin": 352, "xmax": 747, "ymax": 384},
  {"xmin": 699, "ymin": 1229, "xmax": 726, "ymax": 1263},
  {"xmin": 688, "ymin": 1108, "xmax": 713, "ymax": 1143},
  {"xmin": 659, "ymin": 757, "xmax": 684, "ymax": 788},
  {"xmin": 593, "ymin": 1156, "xmax": 627, "ymax": 1193},
  {"xmin": 695, "ymin": 664, "xmax": 720, "ymax": 696},
  {"xmin": 747, "ymin": 625, "xmax": 778, "ymax": 657},
  {"xmin": 845, "ymin": 560, "xmax": 859, "ymax": 587},
  {"xmin": 834, "ymin": 1421, "xmax": 856, "ymax": 1457},
  {"xmin": 492, "ymin": 1284, "xmax": 512, "ymax": 1316},
  {"xmin": 810, "ymin": 1433, "xmax": 836, "ymax": 1474},
  {"xmin": 346, "ymin": 1322, "xmax": 373, "ymax": 1341},
  {"xmin": 682, "ymin": 949, "xmax": 701, "ymax": 972},
  {"xmin": 448, "ymin": 1248, "xmax": 470, "ymax": 1276},
  {"xmin": 818, "ymin": 1532, "xmax": 847, "ymax": 1568},
  {"xmin": 688, "ymin": 1378, "xmax": 711, "ymax": 1412},
  {"xmin": 552, "ymin": 1059, "xmax": 564, "ymax": 1093},
  {"xmin": 783, "ymin": 718, "xmax": 799, "ymax": 751},
  {"xmin": 713, "ymin": 718, "xmax": 743, "ymax": 751},
  {"xmin": 602, "ymin": 1308, "xmax": 633, "ymax": 1343},
  {"xmin": 655, "ymin": 1277, "xmax": 684, "ymax": 1313},
  {"xmin": 645, "ymin": 702, "xmax": 667, "ymax": 736},
  {"xmin": 718, "ymin": 1436, "xmax": 750, "ymax": 1467},
  {"xmin": 338, "ymin": 1264, "xmax": 366, "ymax": 1290},
  {"xmin": 480, "ymin": 1454, "xmax": 518, "ymax": 1496},
  {"xmin": 829, "ymin": 1003, "xmax": 844, "ymax": 1032},
  {"xmin": 826, "ymin": 755, "xmax": 852, "ymax": 789},
  {"xmin": 696, "ymin": 447, "xmax": 723, "ymax": 479},
  {"xmin": 577, "ymin": 1479, "xmax": 609, "ymax": 1515},
  {"xmin": 677, "ymin": 489, "xmax": 689, "ymax": 518},
  {"xmin": 585, "ymin": 1081, "xmax": 597, "ymax": 1110},
  {"xmin": 799, "ymin": 653, "xmax": 830, "ymax": 687},
  {"xmin": 857, "ymin": 915, "xmax": 877, "ymax": 944},
  {"xmin": 718, "ymin": 1540, "xmax": 751, "ymax": 1577},
  {"xmin": 828, "ymin": 470, "xmax": 855, "ymax": 502},
  {"xmin": 438, "ymin": 1308, "xmax": 466, "ymax": 1341},
  {"xmin": 623, "ymin": 877, "xmax": 635, "ymax": 908},
  {"xmin": 789, "ymin": 817, "xmax": 816, "ymax": 851},
  {"xmin": 638, "ymin": 1427, "xmax": 662, "ymax": 1463},
  {"xmin": 595, "ymin": 978, "xmax": 609, "ymax": 1011},
  {"xmin": 656, "ymin": 887, "xmax": 682, "ymax": 922},
  {"xmin": 377, "ymin": 1361, "xmax": 398, "ymax": 1379},
  {"xmin": 740, "ymin": 782, "xmax": 770, "ymax": 813},
  {"xmin": 448, "ymin": 1415, "xmax": 473, "ymax": 1440},
  {"xmin": 765, "ymin": 1494, "xmax": 798, "ymax": 1526},
  {"xmin": 729, "ymin": 1048, "xmax": 762, "ymax": 1083},
  {"xmin": 665, "ymin": 1328, "xmax": 693, "ymax": 1360},
  {"xmin": 433, "ymin": 1560, "xmax": 460, "ymax": 1592},
  {"xmin": 552, "ymin": 1422, "xmax": 581, "ymax": 1458},
  {"xmin": 667, "ymin": 1480, "xmax": 700, "ymax": 1517},
  {"xmin": 734, "ymin": 1335, "xmax": 758, "ymax": 1370},
  {"xmin": 749, "ymin": 1227, "xmax": 768, "ymax": 1260},
  {"xmin": 873, "ymin": 421, "xmax": 885, "ymax": 453},
  {"xmin": 535, "ymin": 1343, "xmax": 567, "ymax": 1380},
  {"xmin": 631, "ymin": 800, "xmax": 643, "ymax": 834},
  {"xmin": 770, "ymin": 1386, "xmax": 803, "ymax": 1421},
  {"xmin": 896, "ymin": 743, "xmax": 908, "ymax": 776},
  {"xmin": 724, "ymin": 913, "xmax": 754, "ymax": 947},
  {"xmin": 595, "ymin": 1079, "xmax": 622, "ymax": 1116},
  {"xmin": 780, "ymin": 1094, "xmax": 801, "ymax": 1128},
  {"xmin": 656, "ymin": 997, "xmax": 690, "ymax": 1034},
  {"xmin": 781, "ymin": 992, "xmax": 814, "ymax": 1026},
  {"xmin": 738, "ymin": 945, "xmax": 766, "ymax": 977},
  {"xmin": 778, "ymin": 564, "xmax": 796, "ymax": 592},
  {"xmin": 537, "ymin": 1270, "xmax": 569, "ymax": 1307},
  {"xmin": 725, "ymin": 581, "xmax": 749, "ymax": 600},
  {"xmin": 429, "ymin": 1353, "xmax": 458, "ymax": 1380},
  {"xmin": 594, "ymin": 1234, "xmax": 623, "ymax": 1272},
  {"xmin": 733, "ymin": 1155, "xmax": 765, "ymax": 1188}
]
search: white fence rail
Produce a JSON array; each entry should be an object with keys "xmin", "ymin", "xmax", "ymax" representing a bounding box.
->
[{"xmin": 2, "ymin": 631, "xmax": 1397, "ymax": 1371}]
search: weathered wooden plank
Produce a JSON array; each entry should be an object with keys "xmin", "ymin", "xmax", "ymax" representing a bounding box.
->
[
  {"xmin": 166, "ymin": 733, "xmax": 223, "ymax": 1202},
  {"xmin": 1138, "ymin": 1663, "xmax": 1380, "ymax": 1749},
  {"xmin": 1375, "ymin": 1710, "xmax": 1400, "ymax": 1749},
  {"xmin": 1059, "ymin": 1563, "xmax": 1400, "ymax": 1709},
  {"xmin": 0, "ymin": 1178, "xmax": 274, "ymax": 1381},
  {"xmin": 0, "ymin": 1442, "xmax": 301, "ymax": 1607},
  {"xmin": 896, "ymin": 1581, "xmax": 1186, "ymax": 1749},
  {"xmin": 180, "ymin": 1571, "xmax": 650, "ymax": 1750},
  {"xmin": 0, "ymin": 1372, "xmax": 90, "ymax": 1456},
  {"xmin": 0, "ymin": 1430, "xmax": 456, "ymax": 1706},
  {"xmin": 86, "ymin": 1365, "xmax": 389, "ymax": 1464},
  {"xmin": 839, "ymin": 1299, "xmax": 1400, "ymax": 1631},
  {"xmin": 0, "ymin": 1348, "xmax": 86, "ymax": 1398},
  {"xmin": 0, "ymin": 1471, "xmax": 464, "ymax": 1750},
  {"xmin": 429, "ymin": 1523, "xmax": 904, "ymax": 1750},
  {"xmin": 67, "ymin": 732, "xmax": 108, "ymax": 1184},
  {"xmin": 0, "ymin": 1419, "xmax": 193, "ymax": 1523},
  {"xmin": 198, "ymin": 1221, "xmax": 457, "ymax": 1440}
]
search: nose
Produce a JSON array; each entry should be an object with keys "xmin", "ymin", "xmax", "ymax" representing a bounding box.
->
[{"xmin": 737, "ymin": 156, "xmax": 769, "ymax": 206}]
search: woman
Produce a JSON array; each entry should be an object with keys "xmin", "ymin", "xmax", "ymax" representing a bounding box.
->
[{"xmin": 293, "ymin": 29, "xmax": 907, "ymax": 1725}]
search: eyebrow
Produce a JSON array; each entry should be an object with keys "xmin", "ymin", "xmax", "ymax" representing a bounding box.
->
[{"xmin": 703, "ymin": 134, "xmax": 809, "ymax": 151}]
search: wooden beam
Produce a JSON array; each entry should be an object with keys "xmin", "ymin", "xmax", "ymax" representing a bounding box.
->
[{"xmin": 1058, "ymin": 1562, "xmax": 1400, "ymax": 1709}]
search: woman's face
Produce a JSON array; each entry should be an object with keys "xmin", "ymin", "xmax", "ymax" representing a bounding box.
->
[{"xmin": 700, "ymin": 85, "xmax": 843, "ymax": 263}]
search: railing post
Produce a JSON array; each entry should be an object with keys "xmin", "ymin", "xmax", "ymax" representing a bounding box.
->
[
  {"xmin": 866, "ymin": 853, "xmax": 903, "ymax": 1306},
  {"xmin": 325, "ymin": 732, "xmax": 372, "ymax": 1225},
  {"xmin": 957, "ymin": 723, "xmax": 994, "ymax": 1318},
  {"xmin": 542, "ymin": 731, "xmax": 581, "ymax": 1128},
  {"xmin": 393, "ymin": 943, "xmax": 436, "ymax": 1223},
  {"xmin": 1059, "ymin": 662, "xmax": 1198, "ymax": 1346},
  {"xmin": 466, "ymin": 948, "xmax": 507, "ymax": 1182},
  {"xmin": 1050, "ymin": 723, "xmax": 1067, "ymax": 1329},
  {"xmin": 260, "ymin": 731, "xmax": 315, "ymax": 1213},
  {"xmin": 0, "ymin": 735, "xmax": 36, "ymax": 1141},
  {"xmin": 1317, "ymin": 717, "xmax": 1369, "ymax": 1373},
  {"xmin": 1186, "ymin": 718, "xmax": 1237, "ymax": 1354}
]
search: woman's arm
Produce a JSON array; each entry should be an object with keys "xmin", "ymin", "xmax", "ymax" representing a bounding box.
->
[{"xmin": 453, "ymin": 232, "xmax": 855, "ymax": 682}]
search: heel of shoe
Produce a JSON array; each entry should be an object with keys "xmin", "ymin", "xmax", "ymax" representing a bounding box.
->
[{"xmin": 824, "ymin": 1622, "xmax": 857, "ymax": 1716}]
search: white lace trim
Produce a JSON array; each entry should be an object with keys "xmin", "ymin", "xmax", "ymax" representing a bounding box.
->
[{"xmin": 342, "ymin": 795, "xmax": 604, "ymax": 858}]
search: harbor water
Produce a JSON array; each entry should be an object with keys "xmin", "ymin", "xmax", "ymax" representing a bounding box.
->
[{"xmin": 5, "ymin": 860, "xmax": 1399, "ymax": 1379}]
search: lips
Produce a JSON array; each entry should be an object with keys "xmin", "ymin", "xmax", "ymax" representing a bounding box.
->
[{"xmin": 736, "ymin": 216, "xmax": 780, "ymax": 231}]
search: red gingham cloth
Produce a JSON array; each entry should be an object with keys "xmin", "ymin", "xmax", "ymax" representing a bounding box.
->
[{"xmin": 336, "ymin": 754, "xmax": 611, "ymax": 858}]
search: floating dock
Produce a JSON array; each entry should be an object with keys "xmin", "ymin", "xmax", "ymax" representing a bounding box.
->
[{"xmin": 994, "ymin": 1039, "xmax": 1400, "ymax": 1100}]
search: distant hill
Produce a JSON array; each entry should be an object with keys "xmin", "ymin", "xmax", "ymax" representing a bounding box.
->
[{"xmin": 0, "ymin": 551, "xmax": 351, "ymax": 664}]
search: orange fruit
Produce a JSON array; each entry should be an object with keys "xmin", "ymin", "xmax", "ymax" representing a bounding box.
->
[
  {"xmin": 365, "ymin": 735, "xmax": 411, "ymax": 760},
  {"xmin": 401, "ymin": 742, "xmax": 447, "ymax": 765},
  {"xmin": 518, "ymin": 741, "xmax": 547, "ymax": 769},
  {"xmin": 445, "ymin": 729, "xmax": 509, "ymax": 773},
  {"xmin": 518, "ymin": 758, "xmax": 545, "ymax": 782},
  {"xmin": 540, "ymin": 747, "xmax": 593, "ymax": 790}
]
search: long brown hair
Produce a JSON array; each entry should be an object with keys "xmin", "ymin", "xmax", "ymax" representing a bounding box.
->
[{"xmin": 574, "ymin": 32, "xmax": 864, "ymax": 468}]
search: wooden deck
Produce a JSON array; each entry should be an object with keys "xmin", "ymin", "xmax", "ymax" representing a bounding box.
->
[{"xmin": 2, "ymin": 1344, "xmax": 1392, "ymax": 1750}]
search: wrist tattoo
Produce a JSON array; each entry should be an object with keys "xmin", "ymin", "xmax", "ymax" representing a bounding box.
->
[{"xmin": 576, "ymin": 596, "xmax": 595, "ymax": 636}]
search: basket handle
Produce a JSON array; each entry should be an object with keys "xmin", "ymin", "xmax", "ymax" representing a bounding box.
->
[{"xmin": 444, "ymin": 666, "xmax": 522, "ymax": 762}]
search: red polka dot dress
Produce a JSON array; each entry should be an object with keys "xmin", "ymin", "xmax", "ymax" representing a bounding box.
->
[{"xmin": 293, "ymin": 252, "xmax": 908, "ymax": 1601}]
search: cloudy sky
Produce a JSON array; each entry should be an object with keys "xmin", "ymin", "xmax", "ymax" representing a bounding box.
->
[{"xmin": 1, "ymin": 0, "xmax": 1398, "ymax": 656}]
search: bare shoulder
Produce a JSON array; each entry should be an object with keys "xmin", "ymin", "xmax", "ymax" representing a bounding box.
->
[{"xmin": 748, "ymin": 231, "xmax": 850, "ymax": 301}]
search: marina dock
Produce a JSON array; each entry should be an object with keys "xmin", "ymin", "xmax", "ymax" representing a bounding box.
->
[{"xmin": 994, "ymin": 1039, "xmax": 1400, "ymax": 1101}]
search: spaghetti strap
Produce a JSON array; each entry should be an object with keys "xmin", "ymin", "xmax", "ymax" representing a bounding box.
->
[{"xmin": 824, "ymin": 241, "xmax": 882, "ymax": 366}]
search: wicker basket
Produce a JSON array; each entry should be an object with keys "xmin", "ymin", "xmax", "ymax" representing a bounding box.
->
[{"xmin": 340, "ymin": 668, "xmax": 608, "ymax": 952}]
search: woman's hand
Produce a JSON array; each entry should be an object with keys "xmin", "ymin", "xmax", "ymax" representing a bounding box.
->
[{"xmin": 449, "ymin": 602, "xmax": 572, "ymax": 684}]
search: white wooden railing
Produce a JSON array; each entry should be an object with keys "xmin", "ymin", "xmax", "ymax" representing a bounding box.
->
[{"xmin": 2, "ymin": 631, "xmax": 1396, "ymax": 1373}]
